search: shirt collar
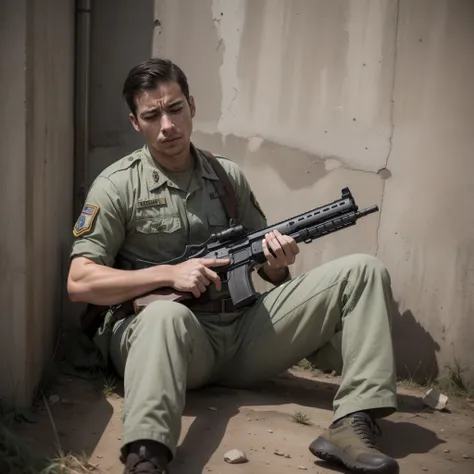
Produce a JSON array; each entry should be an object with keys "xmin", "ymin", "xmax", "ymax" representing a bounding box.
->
[{"xmin": 143, "ymin": 142, "xmax": 219, "ymax": 191}]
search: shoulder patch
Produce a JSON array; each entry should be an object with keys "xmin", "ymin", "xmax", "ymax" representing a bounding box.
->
[
  {"xmin": 73, "ymin": 203, "xmax": 99, "ymax": 237},
  {"xmin": 250, "ymin": 192, "xmax": 266, "ymax": 219}
]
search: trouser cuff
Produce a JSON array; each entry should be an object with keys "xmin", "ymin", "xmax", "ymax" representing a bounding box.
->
[
  {"xmin": 334, "ymin": 396, "xmax": 398, "ymax": 421},
  {"xmin": 121, "ymin": 430, "xmax": 177, "ymax": 460}
]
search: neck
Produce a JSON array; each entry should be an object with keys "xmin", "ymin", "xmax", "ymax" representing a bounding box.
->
[{"xmin": 149, "ymin": 145, "xmax": 193, "ymax": 172}]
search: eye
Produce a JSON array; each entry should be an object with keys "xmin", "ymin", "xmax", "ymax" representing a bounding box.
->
[
  {"xmin": 143, "ymin": 113, "xmax": 158, "ymax": 120},
  {"xmin": 169, "ymin": 105, "xmax": 182, "ymax": 113}
]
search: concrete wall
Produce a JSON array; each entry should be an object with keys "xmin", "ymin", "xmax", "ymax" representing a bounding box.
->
[
  {"xmin": 87, "ymin": 0, "xmax": 155, "ymax": 189},
  {"xmin": 88, "ymin": 0, "xmax": 474, "ymax": 384},
  {"xmin": 0, "ymin": 0, "xmax": 75, "ymax": 405}
]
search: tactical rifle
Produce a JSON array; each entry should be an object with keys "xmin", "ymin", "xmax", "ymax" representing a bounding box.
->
[{"xmin": 132, "ymin": 187, "xmax": 378, "ymax": 312}]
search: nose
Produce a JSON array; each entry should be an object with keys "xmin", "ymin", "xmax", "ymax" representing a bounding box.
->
[{"xmin": 160, "ymin": 114, "xmax": 174, "ymax": 135}]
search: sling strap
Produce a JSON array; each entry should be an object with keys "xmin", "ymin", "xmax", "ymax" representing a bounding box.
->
[{"xmin": 199, "ymin": 148, "xmax": 238, "ymax": 227}]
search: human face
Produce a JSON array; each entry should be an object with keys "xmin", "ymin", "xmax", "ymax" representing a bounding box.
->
[{"xmin": 129, "ymin": 81, "xmax": 196, "ymax": 166}]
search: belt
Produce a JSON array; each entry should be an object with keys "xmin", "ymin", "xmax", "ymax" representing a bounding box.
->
[{"xmin": 185, "ymin": 297, "xmax": 238, "ymax": 313}]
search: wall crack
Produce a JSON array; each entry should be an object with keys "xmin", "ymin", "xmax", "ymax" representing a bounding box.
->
[{"xmin": 375, "ymin": 0, "xmax": 400, "ymax": 257}]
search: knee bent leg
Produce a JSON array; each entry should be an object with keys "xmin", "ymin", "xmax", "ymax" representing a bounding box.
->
[
  {"xmin": 343, "ymin": 253, "xmax": 391, "ymax": 284},
  {"xmin": 135, "ymin": 300, "xmax": 195, "ymax": 333}
]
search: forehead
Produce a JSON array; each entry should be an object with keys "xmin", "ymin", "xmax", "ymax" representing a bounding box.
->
[{"xmin": 134, "ymin": 81, "xmax": 185, "ymax": 112}]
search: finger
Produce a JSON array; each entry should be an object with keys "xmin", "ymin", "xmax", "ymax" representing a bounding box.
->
[
  {"xmin": 190, "ymin": 286, "xmax": 201, "ymax": 298},
  {"xmin": 198, "ymin": 274, "xmax": 212, "ymax": 288},
  {"xmin": 262, "ymin": 237, "xmax": 278, "ymax": 266},
  {"xmin": 267, "ymin": 231, "xmax": 286, "ymax": 261},
  {"xmin": 199, "ymin": 257, "xmax": 230, "ymax": 267},
  {"xmin": 195, "ymin": 280, "xmax": 207, "ymax": 294},
  {"xmin": 275, "ymin": 230, "xmax": 300, "ymax": 255},
  {"xmin": 202, "ymin": 267, "xmax": 222, "ymax": 291},
  {"xmin": 277, "ymin": 235, "xmax": 298, "ymax": 264}
]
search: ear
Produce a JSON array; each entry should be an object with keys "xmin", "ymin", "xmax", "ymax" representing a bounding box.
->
[
  {"xmin": 189, "ymin": 96, "xmax": 196, "ymax": 118},
  {"xmin": 129, "ymin": 113, "xmax": 141, "ymax": 133}
]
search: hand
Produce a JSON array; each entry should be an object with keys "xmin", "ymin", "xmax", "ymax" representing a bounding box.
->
[
  {"xmin": 262, "ymin": 230, "xmax": 300, "ymax": 270},
  {"xmin": 170, "ymin": 258, "xmax": 230, "ymax": 298}
]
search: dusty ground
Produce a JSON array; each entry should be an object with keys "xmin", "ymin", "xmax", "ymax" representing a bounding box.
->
[{"xmin": 14, "ymin": 367, "xmax": 474, "ymax": 474}]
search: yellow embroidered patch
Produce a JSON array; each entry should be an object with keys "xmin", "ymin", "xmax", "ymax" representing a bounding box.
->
[
  {"xmin": 73, "ymin": 203, "xmax": 99, "ymax": 237},
  {"xmin": 250, "ymin": 192, "xmax": 266, "ymax": 218}
]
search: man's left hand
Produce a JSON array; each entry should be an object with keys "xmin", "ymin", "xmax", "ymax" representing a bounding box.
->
[{"xmin": 262, "ymin": 229, "xmax": 300, "ymax": 270}]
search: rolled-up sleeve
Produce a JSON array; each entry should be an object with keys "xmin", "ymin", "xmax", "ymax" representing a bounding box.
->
[{"xmin": 70, "ymin": 176, "xmax": 126, "ymax": 267}]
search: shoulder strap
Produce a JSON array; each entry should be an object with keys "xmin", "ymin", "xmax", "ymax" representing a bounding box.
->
[{"xmin": 199, "ymin": 148, "xmax": 238, "ymax": 226}]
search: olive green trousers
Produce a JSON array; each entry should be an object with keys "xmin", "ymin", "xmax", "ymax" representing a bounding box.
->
[{"xmin": 109, "ymin": 254, "xmax": 397, "ymax": 457}]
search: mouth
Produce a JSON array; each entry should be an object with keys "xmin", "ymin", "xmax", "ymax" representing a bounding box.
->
[{"xmin": 161, "ymin": 136, "xmax": 181, "ymax": 144}]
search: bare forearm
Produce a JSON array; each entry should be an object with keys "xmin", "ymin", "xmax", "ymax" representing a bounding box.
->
[{"xmin": 68, "ymin": 259, "xmax": 173, "ymax": 306}]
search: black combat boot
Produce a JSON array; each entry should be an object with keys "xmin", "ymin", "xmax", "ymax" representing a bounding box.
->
[
  {"xmin": 309, "ymin": 411, "xmax": 399, "ymax": 473},
  {"xmin": 122, "ymin": 440, "xmax": 171, "ymax": 474}
]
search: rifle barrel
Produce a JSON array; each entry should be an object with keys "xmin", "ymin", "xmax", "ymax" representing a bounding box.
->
[{"xmin": 356, "ymin": 205, "xmax": 379, "ymax": 218}]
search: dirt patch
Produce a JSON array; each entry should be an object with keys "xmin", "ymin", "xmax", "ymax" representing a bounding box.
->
[{"xmin": 12, "ymin": 368, "xmax": 474, "ymax": 473}]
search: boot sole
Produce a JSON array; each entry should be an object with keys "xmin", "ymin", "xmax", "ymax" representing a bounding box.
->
[{"xmin": 309, "ymin": 437, "xmax": 399, "ymax": 474}]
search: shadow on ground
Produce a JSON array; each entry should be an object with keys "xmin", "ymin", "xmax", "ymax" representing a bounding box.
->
[
  {"xmin": 168, "ymin": 371, "xmax": 444, "ymax": 474},
  {"xmin": 13, "ymin": 374, "xmax": 114, "ymax": 462}
]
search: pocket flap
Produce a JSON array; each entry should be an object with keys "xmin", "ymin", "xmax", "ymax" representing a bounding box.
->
[{"xmin": 136, "ymin": 216, "xmax": 182, "ymax": 234}]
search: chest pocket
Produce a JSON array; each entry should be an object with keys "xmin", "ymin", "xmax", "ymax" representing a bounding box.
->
[{"xmin": 135, "ymin": 213, "xmax": 183, "ymax": 260}]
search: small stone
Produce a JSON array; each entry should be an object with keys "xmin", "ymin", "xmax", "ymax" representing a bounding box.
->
[
  {"xmin": 268, "ymin": 429, "xmax": 273, "ymax": 433},
  {"xmin": 444, "ymin": 449, "xmax": 450, "ymax": 453},
  {"xmin": 422, "ymin": 468, "xmax": 428, "ymax": 471},
  {"xmin": 247, "ymin": 418, "xmax": 251, "ymax": 421},
  {"xmin": 298, "ymin": 467, "xmax": 308, "ymax": 471},
  {"xmin": 422, "ymin": 388, "xmax": 448, "ymax": 411},
  {"xmin": 285, "ymin": 454, "xmax": 291, "ymax": 458},
  {"xmin": 274, "ymin": 450, "xmax": 284, "ymax": 457},
  {"xmin": 462, "ymin": 454, "xmax": 471, "ymax": 459},
  {"xmin": 49, "ymin": 394, "xmax": 60, "ymax": 405},
  {"xmin": 208, "ymin": 406, "xmax": 217, "ymax": 411},
  {"xmin": 224, "ymin": 449, "xmax": 248, "ymax": 464}
]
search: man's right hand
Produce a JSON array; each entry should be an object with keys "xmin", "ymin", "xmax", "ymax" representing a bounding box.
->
[{"xmin": 170, "ymin": 258, "xmax": 230, "ymax": 298}]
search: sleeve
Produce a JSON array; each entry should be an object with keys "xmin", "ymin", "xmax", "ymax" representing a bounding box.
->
[{"xmin": 70, "ymin": 176, "xmax": 127, "ymax": 267}]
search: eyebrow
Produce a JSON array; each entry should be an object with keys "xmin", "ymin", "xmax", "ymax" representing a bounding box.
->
[
  {"xmin": 166, "ymin": 99, "xmax": 184, "ymax": 107},
  {"xmin": 141, "ymin": 100, "xmax": 184, "ymax": 116}
]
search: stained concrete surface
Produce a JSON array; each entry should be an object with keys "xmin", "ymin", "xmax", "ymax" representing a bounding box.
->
[
  {"xmin": 0, "ymin": 0, "xmax": 75, "ymax": 405},
  {"xmin": 149, "ymin": 0, "xmax": 474, "ymax": 383}
]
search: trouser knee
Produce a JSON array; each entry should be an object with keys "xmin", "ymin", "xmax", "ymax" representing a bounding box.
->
[
  {"xmin": 343, "ymin": 253, "xmax": 391, "ymax": 283},
  {"xmin": 136, "ymin": 300, "xmax": 195, "ymax": 333}
]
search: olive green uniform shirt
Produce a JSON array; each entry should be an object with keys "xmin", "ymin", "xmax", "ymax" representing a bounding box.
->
[{"xmin": 71, "ymin": 144, "xmax": 267, "ymax": 296}]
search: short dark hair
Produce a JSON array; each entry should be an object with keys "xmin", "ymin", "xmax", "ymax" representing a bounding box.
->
[{"xmin": 122, "ymin": 58, "xmax": 190, "ymax": 116}]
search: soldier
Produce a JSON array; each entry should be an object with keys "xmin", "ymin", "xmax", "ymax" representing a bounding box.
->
[{"xmin": 67, "ymin": 58, "xmax": 399, "ymax": 474}]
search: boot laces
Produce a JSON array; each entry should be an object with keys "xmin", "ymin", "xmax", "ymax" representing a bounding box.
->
[{"xmin": 350, "ymin": 413, "xmax": 382, "ymax": 449}]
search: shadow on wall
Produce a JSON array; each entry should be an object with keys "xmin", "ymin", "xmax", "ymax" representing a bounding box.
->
[
  {"xmin": 391, "ymin": 302, "xmax": 440, "ymax": 384},
  {"xmin": 86, "ymin": 0, "xmax": 155, "ymax": 186},
  {"xmin": 67, "ymin": 0, "xmax": 156, "ymax": 329}
]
